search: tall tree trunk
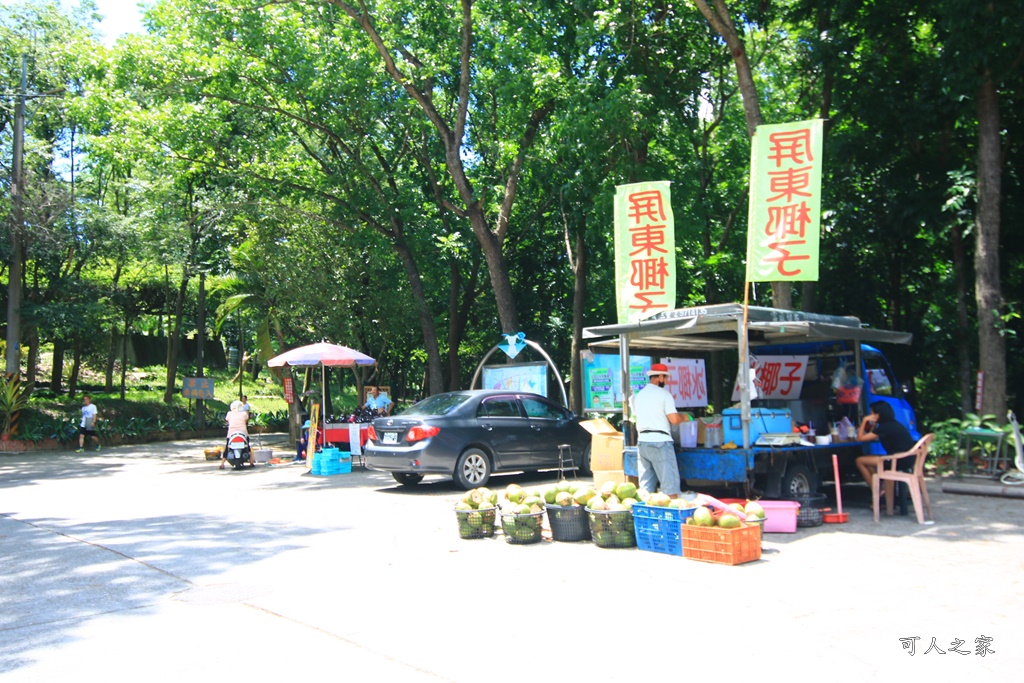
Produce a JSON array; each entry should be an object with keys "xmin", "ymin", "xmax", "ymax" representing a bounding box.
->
[
  {"xmin": 104, "ymin": 327, "xmax": 118, "ymax": 392},
  {"xmin": 68, "ymin": 342, "xmax": 82, "ymax": 399},
  {"xmin": 569, "ymin": 228, "xmax": 587, "ymax": 415},
  {"xmin": 196, "ymin": 272, "xmax": 206, "ymax": 429},
  {"xmin": 24, "ymin": 325, "xmax": 38, "ymax": 385},
  {"xmin": 163, "ymin": 273, "xmax": 190, "ymax": 403},
  {"xmin": 391, "ymin": 226, "xmax": 444, "ymax": 395},
  {"xmin": 120, "ymin": 317, "xmax": 131, "ymax": 400},
  {"xmin": 446, "ymin": 260, "xmax": 464, "ymax": 391},
  {"xmin": 692, "ymin": 0, "xmax": 791, "ymax": 309},
  {"xmin": 951, "ymin": 224, "xmax": 973, "ymax": 415},
  {"xmin": 446, "ymin": 253, "xmax": 482, "ymax": 391},
  {"xmin": 105, "ymin": 261, "xmax": 123, "ymax": 391},
  {"xmin": 974, "ymin": 71, "xmax": 1006, "ymax": 419},
  {"xmin": 50, "ymin": 338, "xmax": 65, "ymax": 393}
]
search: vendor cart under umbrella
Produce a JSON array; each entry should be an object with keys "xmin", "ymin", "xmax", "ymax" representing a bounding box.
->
[{"xmin": 266, "ymin": 342, "xmax": 377, "ymax": 446}]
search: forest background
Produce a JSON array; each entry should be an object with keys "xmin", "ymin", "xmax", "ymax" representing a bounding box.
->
[{"xmin": 2, "ymin": 0, "xmax": 1022, "ymax": 439}]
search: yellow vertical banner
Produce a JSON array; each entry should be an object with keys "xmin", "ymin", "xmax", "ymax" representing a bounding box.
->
[
  {"xmin": 614, "ymin": 181, "xmax": 676, "ymax": 323},
  {"xmin": 305, "ymin": 402, "xmax": 319, "ymax": 471},
  {"xmin": 746, "ymin": 119, "xmax": 825, "ymax": 282}
]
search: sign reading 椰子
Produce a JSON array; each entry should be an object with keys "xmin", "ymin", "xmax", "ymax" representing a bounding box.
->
[
  {"xmin": 615, "ymin": 181, "xmax": 675, "ymax": 323},
  {"xmin": 731, "ymin": 356, "xmax": 809, "ymax": 401},
  {"xmin": 746, "ymin": 120, "xmax": 824, "ymax": 282}
]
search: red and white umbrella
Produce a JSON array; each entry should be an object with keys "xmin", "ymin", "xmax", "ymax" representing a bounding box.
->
[
  {"xmin": 266, "ymin": 342, "xmax": 375, "ymax": 368},
  {"xmin": 267, "ymin": 343, "xmax": 376, "ymax": 426}
]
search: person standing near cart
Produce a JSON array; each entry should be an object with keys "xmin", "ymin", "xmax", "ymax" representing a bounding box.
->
[{"xmin": 630, "ymin": 364, "xmax": 684, "ymax": 498}]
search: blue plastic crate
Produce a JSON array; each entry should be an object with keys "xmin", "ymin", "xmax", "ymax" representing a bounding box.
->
[
  {"xmin": 632, "ymin": 503, "xmax": 696, "ymax": 556},
  {"xmin": 314, "ymin": 460, "xmax": 352, "ymax": 476}
]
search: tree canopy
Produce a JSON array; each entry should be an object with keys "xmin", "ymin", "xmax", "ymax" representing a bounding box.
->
[{"xmin": 2, "ymin": 0, "xmax": 1023, "ymax": 425}]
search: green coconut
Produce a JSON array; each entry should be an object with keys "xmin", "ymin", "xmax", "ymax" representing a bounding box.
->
[{"xmin": 614, "ymin": 482, "xmax": 637, "ymax": 500}]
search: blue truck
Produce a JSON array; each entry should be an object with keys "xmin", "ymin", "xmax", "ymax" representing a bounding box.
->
[{"xmin": 582, "ymin": 304, "xmax": 920, "ymax": 498}]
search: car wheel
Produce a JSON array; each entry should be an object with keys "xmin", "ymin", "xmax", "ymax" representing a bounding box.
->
[
  {"xmin": 781, "ymin": 463, "xmax": 818, "ymax": 497},
  {"xmin": 393, "ymin": 472, "xmax": 424, "ymax": 486},
  {"xmin": 454, "ymin": 448, "xmax": 491, "ymax": 490},
  {"xmin": 577, "ymin": 445, "xmax": 592, "ymax": 476}
]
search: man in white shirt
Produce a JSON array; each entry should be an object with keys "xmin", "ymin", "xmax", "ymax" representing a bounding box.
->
[
  {"xmin": 629, "ymin": 364, "xmax": 683, "ymax": 497},
  {"xmin": 76, "ymin": 395, "xmax": 100, "ymax": 453}
]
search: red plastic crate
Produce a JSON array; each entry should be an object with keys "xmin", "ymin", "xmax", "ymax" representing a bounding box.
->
[{"xmin": 681, "ymin": 522, "xmax": 762, "ymax": 565}]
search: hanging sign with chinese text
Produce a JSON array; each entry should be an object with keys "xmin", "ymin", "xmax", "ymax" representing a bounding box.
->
[
  {"xmin": 746, "ymin": 119, "xmax": 824, "ymax": 282},
  {"xmin": 615, "ymin": 181, "xmax": 676, "ymax": 323},
  {"xmin": 731, "ymin": 356, "xmax": 809, "ymax": 401},
  {"xmin": 663, "ymin": 358, "xmax": 709, "ymax": 408}
]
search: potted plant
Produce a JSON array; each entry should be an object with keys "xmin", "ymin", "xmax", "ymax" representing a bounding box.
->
[{"xmin": 0, "ymin": 374, "xmax": 32, "ymax": 441}]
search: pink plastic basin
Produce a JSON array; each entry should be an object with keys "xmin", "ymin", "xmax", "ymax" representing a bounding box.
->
[{"xmin": 759, "ymin": 500, "xmax": 801, "ymax": 533}]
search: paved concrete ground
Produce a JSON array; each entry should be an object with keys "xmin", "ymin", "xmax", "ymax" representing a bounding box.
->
[{"xmin": 2, "ymin": 438, "xmax": 1021, "ymax": 681}]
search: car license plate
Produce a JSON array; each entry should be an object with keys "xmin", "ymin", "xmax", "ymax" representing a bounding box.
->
[{"xmin": 383, "ymin": 431, "xmax": 398, "ymax": 444}]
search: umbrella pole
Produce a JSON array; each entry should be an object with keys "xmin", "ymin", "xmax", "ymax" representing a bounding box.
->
[{"xmin": 321, "ymin": 363, "xmax": 326, "ymax": 438}]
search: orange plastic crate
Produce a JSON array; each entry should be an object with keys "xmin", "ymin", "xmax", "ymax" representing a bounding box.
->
[{"xmin": 681, "ymin": 522, "xmax": 762, "ymax": 565}]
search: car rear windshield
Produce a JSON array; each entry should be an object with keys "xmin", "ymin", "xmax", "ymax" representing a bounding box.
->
[{"xmin": 401, "ymin": 393, "xmax": 470, "ymax": 417}]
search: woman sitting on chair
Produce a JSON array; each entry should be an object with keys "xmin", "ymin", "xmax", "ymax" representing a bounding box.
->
[{"xmin": 855, "ymin": 401, "xmax": 916, "ymax": 487}]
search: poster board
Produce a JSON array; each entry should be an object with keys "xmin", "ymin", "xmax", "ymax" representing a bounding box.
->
[
  {"xmin": 583, "ymin": 354, "xmax": 652, "ymax": 412},
  {"xmin": 481, "ymin": 362, "xmax": 548, "ymax": 397}
]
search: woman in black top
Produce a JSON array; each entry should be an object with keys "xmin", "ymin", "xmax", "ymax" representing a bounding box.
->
[{"xmin": 855, "ymin": 400, "xmax": 917, "ymax": 486}]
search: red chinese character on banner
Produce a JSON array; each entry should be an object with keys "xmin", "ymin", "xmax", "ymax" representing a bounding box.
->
[
  {"xmin": 767, "ymin": 129, "xmax": 815, "ymax": 167},
  {"xmin": 779, "ymin": 362, "xmax": 803, "ymax": 396},
  {"xmin": 760, "ymin": 362, "xmax": 781, "ymax": 395},
  {"xmin": 767, "ymin": 166, "xmax": 813, "ymax": 203},
  {"xmin": 764, "ymin": 202, "xmax": 813, "ymax": 239},
  {"xmin": 629, "ymin": 224, "xmax": 669, "ymax": 256},
  {"xmin": 630, "ymin": 257, "xmax": 669, "ymax": 290},
  {"xmin": 762, "ymin": 241, "xmax": 811, "ymax": 277},
  {"xmin": 666, "ymin": 364, "xmax": 707, "ymax": 402},
  {"xmin": 628, "ymin": 191, "xmax": 667, "ymax": 223}
]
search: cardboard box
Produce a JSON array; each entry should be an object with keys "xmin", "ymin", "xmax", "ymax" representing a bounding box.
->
[
  {"xmin": 581, "ymin": 418, "xmax": 624, "ymax": 471},
  {"xmin": 590, "ymin": 433, "xmax": 624, "ymax": 470},
  {"xmin": 580, "ymin": 418, "xmax": 617, "ymax": 434}
]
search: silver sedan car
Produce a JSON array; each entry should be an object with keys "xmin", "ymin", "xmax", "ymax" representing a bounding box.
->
[{"xmin": 364, "ymin": 390, "xmax": 592, "ymax": 489}]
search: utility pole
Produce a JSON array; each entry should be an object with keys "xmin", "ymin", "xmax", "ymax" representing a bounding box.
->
[{"xmin": 5, "ymin": 57, "xmax": 27, "ymax": 376}]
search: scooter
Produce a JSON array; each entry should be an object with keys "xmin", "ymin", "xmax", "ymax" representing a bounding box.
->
[{"xmin": 224, "ymin": 431, "xmax": 253, "ymax": 470}]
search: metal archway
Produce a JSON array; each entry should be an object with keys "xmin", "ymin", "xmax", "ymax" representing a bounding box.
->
[{"xmin": 470, "ymin": 339, "xmax": 569, "ymax": 409}]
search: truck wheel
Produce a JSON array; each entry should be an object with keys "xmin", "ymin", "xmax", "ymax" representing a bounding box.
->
[{"xmin": 781, "ymin": 464, "xmax": 818, "ymax": 497}]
